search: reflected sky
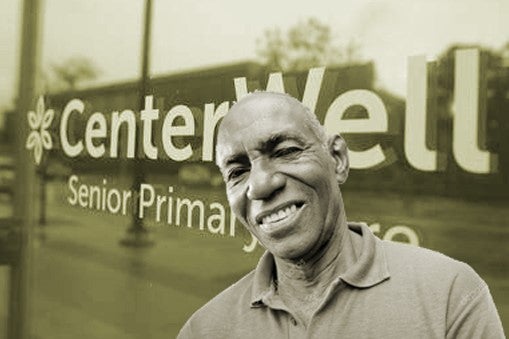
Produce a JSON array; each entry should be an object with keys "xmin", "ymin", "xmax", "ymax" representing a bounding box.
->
[{"xmin": 1, "ymin": 0, "xmax": 508, "ymax": 110}]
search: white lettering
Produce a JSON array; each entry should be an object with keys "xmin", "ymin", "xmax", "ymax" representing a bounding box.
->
[
  {"xmin": 140, "ymin": 95, "xmax": 159, "ymax": 160},
  {"xmin": 67, "ymin": 175, "xmax": 78, "ymax": 205},
  {"xmin": 106, "ymin": 188, "xmax": 122, "ymax": 214},
  {"xmin": 323, "ymin": 90, "xmax": 388, "ymax": 169},
  {"xmin": 162, "ymin": 105, "xmax": 195, "ymax": 161},
  {"xmin": 110, "ymin": 109, "xmax": 136, "ymax": 158},
  {"xmin": 405, "ymin": 55, "xmax": 439, "ymax": 171},
  {"xmin": 60, "ymin": 99, "xmax": 84, "ymax": 157},
  {"xmin": 175, "ymin": 198, "xmax": 205, "ymax": 229},
  {"xmin": 85, "ymin": 112, "xmax": 107, "ymax": 158},
  {"xmin": 383, "ymin": 225, "xmax": 420, "ymax": 246},
  {"xmin": 453, "ymin": 49, "xmax": 498, "ymax": 173},
  {"xmin": 78, "ymin": 184, "xmax": 88, "ymax": 207},
  {"xmin": 301, "ymin": 67, "xmax": 325, "ymax": 113},
  {"xmin": 202, "ymin": 101, "xmax": 230, "ymax": 162},
  {"xmin": 234, "ymin": 68, "xmax": 324, "ymax": 113},
  {"xmin": 139, "ymin": 183, "xmax": 155, "ymax": 218},
  {"xmin": 207, "ymin": 202, "xmax": 225, "ymax": 234},
  {"xmin": 243, "ymin": 233, "xmax": 258, "ymax": 253}
]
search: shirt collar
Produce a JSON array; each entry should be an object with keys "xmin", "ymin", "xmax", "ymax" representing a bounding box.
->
[
  {"xmin": 250, "ymin": 222, "xmax": 390, "ymax": 306},
  {"xmin": 250, "ymin": 250, "xmax": 277, "ymax": 307},
  {"xmin": 340, "ymin": 222, "xmax": 390, "ymax": 288}
]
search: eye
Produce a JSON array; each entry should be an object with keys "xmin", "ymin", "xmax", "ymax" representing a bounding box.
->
[
  {"xmin": 273, "ymin": 146, "xmax": 302, "ymax": 158},
  {"xmin": 227, "ymin": 167, "xmax": 249, "ymax": 181}
]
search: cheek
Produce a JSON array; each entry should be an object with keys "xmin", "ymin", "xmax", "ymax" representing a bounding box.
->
[
  {"xmin": 286, "ymin": 149, "xmax": 336, "ymax": 178},
  {"xmin": 226, "ymin": 186, "xmax": 248, "ymax": 223}
]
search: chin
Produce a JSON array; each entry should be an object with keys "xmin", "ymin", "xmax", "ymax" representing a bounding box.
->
[{"xmin": 270, "ymin": 240, "xmax": 315, "ymax": 262}]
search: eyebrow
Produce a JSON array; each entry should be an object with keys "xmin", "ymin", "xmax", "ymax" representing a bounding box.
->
[
  {"xmin": 258, "ymin": 132, "xmax": 307, "ymax": 153},
  {"xmin": 219, "ymin": 132, "xmax": 307, "ymax": 169},
  {"xmin": 223, "ymin": 153, "xmax": 249, "ymax": 168}
]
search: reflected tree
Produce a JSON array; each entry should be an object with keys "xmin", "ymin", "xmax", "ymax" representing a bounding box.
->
[
  {"xmin": 257, "ymin": 18, "xmax": 361, "ymax": 71},
  {"xmin": 45, "ymin": 56, "xmax": 99, "ymax": 91},
  {"xmin": 256, "ymin": 27, "xmax": 286, "ymax": 71}
]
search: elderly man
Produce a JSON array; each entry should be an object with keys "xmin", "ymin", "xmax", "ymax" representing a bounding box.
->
[{"xmin": 178, "ymin": 92, "xmax": 504, "ymax": 338}]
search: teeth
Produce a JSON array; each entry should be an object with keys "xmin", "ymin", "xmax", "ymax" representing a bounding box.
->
[{"xmin": 261, "ymin": 204, "xmax": 300, "ymax": 225}]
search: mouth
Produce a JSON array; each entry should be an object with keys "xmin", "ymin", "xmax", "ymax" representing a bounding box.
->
[{"xmin": 255, "ymin": 201, "xmax": 305, "ymax": 229}]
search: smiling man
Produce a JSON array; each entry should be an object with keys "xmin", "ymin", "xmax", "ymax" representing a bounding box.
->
[{"xmin": 177, "ymin": 92, "xmax": 504, "ymax": 338}]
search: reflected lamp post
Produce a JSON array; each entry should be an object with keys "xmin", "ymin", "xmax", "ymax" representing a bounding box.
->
[{"xmin": 120, "ymin": 0, "xmax": 155, "ymax": 247}]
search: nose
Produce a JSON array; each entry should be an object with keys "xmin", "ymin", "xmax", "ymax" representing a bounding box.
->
[{"xmin": 246, "ymin": 159, "xmax": 285, "ymax": 201}]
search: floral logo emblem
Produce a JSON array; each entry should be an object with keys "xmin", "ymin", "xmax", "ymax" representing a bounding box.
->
[{"xmin": 26, "ymin": 96, "xmax": 54, "ymax": 165}]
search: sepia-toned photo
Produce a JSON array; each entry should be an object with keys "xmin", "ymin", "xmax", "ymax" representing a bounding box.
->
[{"xmin": 0, "ymin": 0, "xmax": 507, "ymax": 338}]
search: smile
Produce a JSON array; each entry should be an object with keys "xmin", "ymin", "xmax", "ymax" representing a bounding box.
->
[{"xmin": 256, "ymin": 201, "xmax": 305, "ymax": 228}]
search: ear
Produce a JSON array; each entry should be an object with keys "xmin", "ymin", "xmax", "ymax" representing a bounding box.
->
[{"xmin": 328, "ymin": 135, "xmax": 349, "ymax": 184}]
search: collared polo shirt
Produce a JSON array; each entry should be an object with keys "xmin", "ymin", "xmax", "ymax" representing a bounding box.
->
[{"xmin": 177, "ymin": 222, "xmax": 504, "ymax": 338}]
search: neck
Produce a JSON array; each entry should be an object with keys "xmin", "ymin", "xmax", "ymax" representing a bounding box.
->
[{"xmin": 274, "ymin": 211, "xmax": 349, "ymax": 299}]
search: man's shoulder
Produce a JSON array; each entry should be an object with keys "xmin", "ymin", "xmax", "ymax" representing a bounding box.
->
[
  {"xmin": 197, "ymin": 269, "xmax": 256, "ymax": 314},
  {"xmin": 381, "ymin": 238, "xmax": 477, "ymax": 275},
  {"xmin": 377, "ymin": 238, "xmax": 504, "ymax": 337},
  {"xmin": 379, "ymin": 238, "xmax": 486, "ymax": 297},
  {"xmin": 177, "ymin": 269, "xmax": 256, "ymax": 338},
  {"xmin": 351, "ymin": 222, "xmax": 483, "ymax": 287}
]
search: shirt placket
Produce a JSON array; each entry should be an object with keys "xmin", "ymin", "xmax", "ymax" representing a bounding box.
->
[
  {"xmin": 263, "ymin": 288, "xmax": 307, "ymax": 339},
  {"xmin": 305, "ymin": 278, "xmax": 345, "ymax": 338}
]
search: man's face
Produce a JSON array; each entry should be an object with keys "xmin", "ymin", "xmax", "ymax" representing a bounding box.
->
[{"xmin": 216, "ymin": 94, "xmax": 344, "ymax": 261}]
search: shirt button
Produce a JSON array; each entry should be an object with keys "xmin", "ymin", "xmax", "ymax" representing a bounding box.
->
[{"xmin": 290, "ymin": 317, "xmax": 297, "ymax": 326}]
